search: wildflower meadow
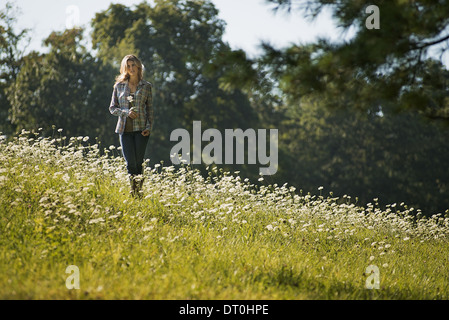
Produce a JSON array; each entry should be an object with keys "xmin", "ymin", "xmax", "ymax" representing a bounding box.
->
[{"xmin": 1, "ymin": 130, "xmax": 448, "ymax": 300}]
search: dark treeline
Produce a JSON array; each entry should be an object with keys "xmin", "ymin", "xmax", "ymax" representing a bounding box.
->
[{"xmin": 1, "ymin": 0, "xmax": 448, "ymax": 216}]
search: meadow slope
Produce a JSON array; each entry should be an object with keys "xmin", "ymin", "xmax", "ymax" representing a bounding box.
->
[{"xmin": 1, "ymin": 131, "xmax": 448, "ymax": 299}]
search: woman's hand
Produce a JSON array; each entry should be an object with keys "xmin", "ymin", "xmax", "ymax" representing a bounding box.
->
[
  {"xmin": 141, "ymin": 130, "xmax": 150, "ymax": 137},
  {"xmin": 128, "ymin": 110, "xmax": 138, "ymax": 119}
]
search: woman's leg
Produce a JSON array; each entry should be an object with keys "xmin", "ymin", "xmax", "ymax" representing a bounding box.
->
[
  {"xmin": 134, "ymin": 132, "xmax": 150, "ymax": 175},
  {"xmin": 120, "ymin": 132, "xmax": 149, "ymax": 196},
  {"xmin": 120, "ymin": 132, "xmax": 138, "ymax": 175},
  {"xmin": 120, "ymin": 132, "xmax": 139, "ymax": 196}
]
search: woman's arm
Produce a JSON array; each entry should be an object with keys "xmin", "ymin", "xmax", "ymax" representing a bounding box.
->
[{"xmin": 109, "ymin": 84, "xmax": 130, "ymax": 117}]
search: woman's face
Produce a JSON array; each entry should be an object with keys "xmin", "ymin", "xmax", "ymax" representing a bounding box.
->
[{"xmin": 127, "ymin": 60, "xmax": 138, "ymax": 77}]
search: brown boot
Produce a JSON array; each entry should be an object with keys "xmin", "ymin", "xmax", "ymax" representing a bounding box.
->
[
  {"xmin": 135, "ymin": 176, "xmax": 145, "ymax": 198},
  {"xmin": 129, "ymin": 175, "xmax": 138, "ymax": 197}
]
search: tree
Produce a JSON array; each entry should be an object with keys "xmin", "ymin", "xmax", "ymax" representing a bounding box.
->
[
  {"xmin": 0, "ymin": 1, "xmax": 29, "ymax": 135},
  {"xmin": 7, "ymin": 28, "xmax": 115, "ymax": 145},
  {"xmin": 261, "ymin": 0, "xmax": 449, "ymax": 121},
  {"xmin": 277, "ymin": 95, "xmax": 449, "ymax": 216}
]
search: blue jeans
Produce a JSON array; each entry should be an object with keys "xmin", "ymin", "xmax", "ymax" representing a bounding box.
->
[{"xmin": 119, "ymin": 131, "xmax": 149, "ymax": 175}]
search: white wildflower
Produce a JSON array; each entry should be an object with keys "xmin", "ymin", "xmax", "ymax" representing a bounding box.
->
[{"xmin": 89, "ymin": 218, "xmax": 105, "ymax": 224}]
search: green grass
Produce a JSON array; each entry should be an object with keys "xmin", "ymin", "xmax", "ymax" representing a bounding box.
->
[{"xmin": 1, "ymin": 130, "xmax": 448, "ymax": 299}]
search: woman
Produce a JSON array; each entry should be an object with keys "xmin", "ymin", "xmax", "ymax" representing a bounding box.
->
[{"xmin": 109, "ymin": 54, "xmax": 154, "ymax": 197}]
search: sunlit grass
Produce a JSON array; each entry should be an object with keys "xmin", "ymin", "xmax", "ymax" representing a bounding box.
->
[{"xmin": 0, "ymin": 130, "xmax": 448, "ymax": 299}]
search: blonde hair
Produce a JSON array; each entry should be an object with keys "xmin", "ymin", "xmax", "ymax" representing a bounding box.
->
[{"xmin": 115, "ymin": 54, "xmax": 144, "ymax": 84}]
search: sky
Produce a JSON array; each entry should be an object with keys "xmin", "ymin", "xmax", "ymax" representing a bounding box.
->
[{"xmin": 11, "ymin": 0, "xmax": 343, "ymax": 57}]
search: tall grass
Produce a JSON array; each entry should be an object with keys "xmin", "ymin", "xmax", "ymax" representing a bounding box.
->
[{"xmin": 1, "ymin": 130, "xmax": 448, "ymax": 299}]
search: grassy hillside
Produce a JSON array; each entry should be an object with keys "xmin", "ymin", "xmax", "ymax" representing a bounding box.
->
[{"xmin": 1, "ymin": 130, "xmax": 448, "ymax": 299}]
